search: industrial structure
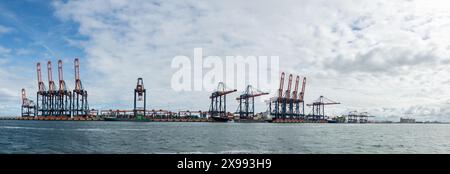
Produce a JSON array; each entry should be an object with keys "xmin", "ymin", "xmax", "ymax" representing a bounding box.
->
[
  {"xmin": 133, "ymin": 78, "xmax": 146, "ymax": 118},
  {"xmin": 36, "ymin": 62, "xmax": 47, "ymax": 116},
  {"xmin": 18, "ymin": 58, "xmax": 353, "ymax": 123},
  {"xmin": 21, "ymin": 89, "xmax": 36, "ymax": 117},
  {"xmin": 235, "ymin": 85, "xmax": 268, "ymax": 119},
  {"xmin": 31, "ymin": 58, "xmax": 89, "ymax": 117},
  {"xmin": 57, "ymin": 60, "xmax": 72, "ymax": 116},
  {"xmin": 269, "ymin": 72, "xmax": 307, "ymax": 120},
  {"xmin": 72, "ymin": 58, "xmax": 89, "ymax": 116},
  {"xmin": 400, "ymin": 117, "xmax": 415, "ymax": 123},
  {"xmin": 46, "ymin": 61, "xmax": 57, "ymax": 116},
  {"xmin": 307, "ymin": 96, "xmax": 340, "ymax": 120},
  {"xmin": 346, "ymin": 111, "xmax": 374, "ymax": 123},
  {"xmin": 291, "ymin": 76, "xmax": 306, "ymax": 118},
  {"xmin": 209, "ymin": 82, "xmax": 237, "ymax": 121}
]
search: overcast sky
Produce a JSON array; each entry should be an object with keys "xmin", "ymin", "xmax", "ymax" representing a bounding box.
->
[{"xmin": 1, "ymin": 0, "xmax": 450, "ymax": 121}]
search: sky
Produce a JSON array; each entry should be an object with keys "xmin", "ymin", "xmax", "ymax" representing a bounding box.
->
[{"xmin": 1, "ymin": 0, "xmax": 450, "ymax": 121}]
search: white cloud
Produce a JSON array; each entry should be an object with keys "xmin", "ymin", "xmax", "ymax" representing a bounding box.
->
[
  {"xmin": 14, "ymin": 48, "xmax": 34, "ymax": 56},
  {"xmin": 51, "ymin": 0, "xmax": 450, "ymax": 121},
  {"xmin": 0, "ymin": 46, "xmax": 11, "ymax": 55},
  {"xmin": 0, "ymin": 25, "xmax": 12, "ymax": 35},
  {"xmin": 0, "ymin": 58, "xmax": 35, "ymax": 116}
]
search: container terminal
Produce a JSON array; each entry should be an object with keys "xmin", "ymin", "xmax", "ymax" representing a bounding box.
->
[{"xmin": 1, "ymin": 58, "xmax": 377, "ymax": 123}]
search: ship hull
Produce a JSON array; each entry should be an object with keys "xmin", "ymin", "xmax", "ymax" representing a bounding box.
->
[{"xmin": 211, "ymin": 116, "xmax": 229, "ymax": 122}]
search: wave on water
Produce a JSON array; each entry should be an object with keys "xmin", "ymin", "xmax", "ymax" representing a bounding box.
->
[
  {"xmin": 0, "ymin": 126, "xmax": 56, "ymax": 131},
  {"xmin": 120, "ymin": 128, "xmax": 151, "ymax": 131},
  {"xmin": 73, "ymin": 128, "xmax": 111, "ymax": 132},
  {"xmin": 75, "ymin": 128, "xmax": 150, "ymax": 131},
  {"xmin": 73, "ymin": 128, "xmax": 151, "ymax": 132},
  {"xmin": 1, "ymin": 126, "xmax": 151, "ymax": 132},
  {"xmin": 0, "ymin": 126, "xmax": 113, "ymax": 132}
]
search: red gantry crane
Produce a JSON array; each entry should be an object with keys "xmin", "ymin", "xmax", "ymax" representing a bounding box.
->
[
  {"xmin": 57, "ymin": 60, "xmax": 72, "ymax": 116},
  {"xmin": 21, "ymin": 88, "xmax": 36, "ymax": 117},
  {"xmin": 36, "ymin": 62, "xmax": 48, "ymax": 116},
  {"xmin": 72, "ymin": 58, "xmax": 89, "ymax": 116},
  {"xmin": 289, "ymin": 75, "xmax": 300, "ymax": 117},
  {"xmin": 270, "ymin": 72, "xmax": 285, "ymax": 119},
  {"xmin": 295, "ymin": 77, "xmax": 306, "ymax": 118},
  {"xmin": 47, "ymin": 61, "xmax": 57, "ymax": 116},
  {"xmin": 270, "ymin": 72, "xmax": 308, "ymax": 119},
  {"xmin": 283, "ymin": 74, "xmax": 293, "ymax": 117}
]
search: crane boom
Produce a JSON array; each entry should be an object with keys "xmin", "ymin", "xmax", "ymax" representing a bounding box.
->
[
  {"xmin": 47, "ymin": 61, "xmax": 56, "ymax": 92},
  {"xmin": 58, "ymin": 60, "xmax": 63, "ymax": 82},
  {"xmin": 236, "ymin": 92, "xmax": 269, "ymax": 100},
  {"xmin": 21, "ymin": 88, "xmax": 28, "ymax": 106},
  {"xmin": 37, "ymin": 63, "xmax": 46, "ymax": 93},
  {"xmin": 74, "ymin": 58, "xmax": 80, "ymax": 81},
  {"xmin": 285, "ymin": 74, "xmax": 293, "ymax": 99},
  {"xmin": 58, "ymin": 60, "xmax": 67, "ymax": 91},
  {"xmin": 210, "ymin": 82, "xmax": 237, "ymax": 98},
  {"xmin": 306, "ymin": 102, "xmax": 340, "ymax": 106},
  {"xmin": 210, "ymin": 89, "xmax": 237, "ymax": 98},
  {"xmin": 306, "ymin": 96, "xmax": 340, "ymax": 106},
  {"xmin": 74, "ymin": 58, "xmax": 83, "ymax": 92},
  {"xmin": 292, "ymin": 75, "xmax": 300, "ymax": 100},
  {"xmin": 236, "ymin": 85, "xmax": 269, "ymax": 99},
  {"xmin": 278, "ymin": 72, "xmax": 285, "ymax": 98},
  {"xmin": 299, "ymin": 77, "xmax": 306, "ymax": 102}
]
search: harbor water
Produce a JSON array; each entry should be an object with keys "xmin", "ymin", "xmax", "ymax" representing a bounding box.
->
[{"xmin": 1, "ymin": 120, "xmax": 450, "ymax": 154}]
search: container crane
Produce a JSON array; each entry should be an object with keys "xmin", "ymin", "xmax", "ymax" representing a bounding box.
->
[
  {"xmin": 57, "ymin": 60, "xmax": 72, "ymax": 116},
  {"xmin": 270, "ymin": 72, "xmax": 285, "ymax": 119},
  {"xmin": 21, "ymin": 88, "xmax": 36, "ymax": 117},
  {"xmin": 209, "ymin": 82, "xmax": 237, "ymax": 121},
  {"xmin": 289, "ymin": 75, "xmax": 300, "ymax": 118},
  {"xmin": 307, "ymin": 96, "xmax": 340, "ymax": 120},
  {"xmin": 47, "ymin": 61, "xmax": 57, "ymax": 116},
  {"xmin": 284, "ymin": 74, "xmax": 293, "ymax": 117},
  {"xmin": 133, "ymin": 78, "xmax": 146, "ymax": 118},
  {"xmin": 36, "ymin": 62, "xmax": 48, "ymax": 116},
  {"xmin": 235, "ymin": 85, "xmax": 269, "ymax": 119},
  {"xmin": 295, "ymin": 77, "xmax": 306, "ymax": 118},
  {"xmin": 346, "ymin": 111, "xmax": 375, "ymax": 123},
  {"xmin": 72, "ymin": 58, "xmax": 89, "ymax": 116}
]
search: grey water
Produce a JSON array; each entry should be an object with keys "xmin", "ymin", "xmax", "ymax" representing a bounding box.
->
[{"xmin": 1, "ymin": 120, "xmax": 450, "ymax": 154}]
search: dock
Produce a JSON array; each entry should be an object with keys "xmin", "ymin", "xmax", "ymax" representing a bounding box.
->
[{"xmin": 16, "ymin": 59, "xmax": 351, "ymax": 124}]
